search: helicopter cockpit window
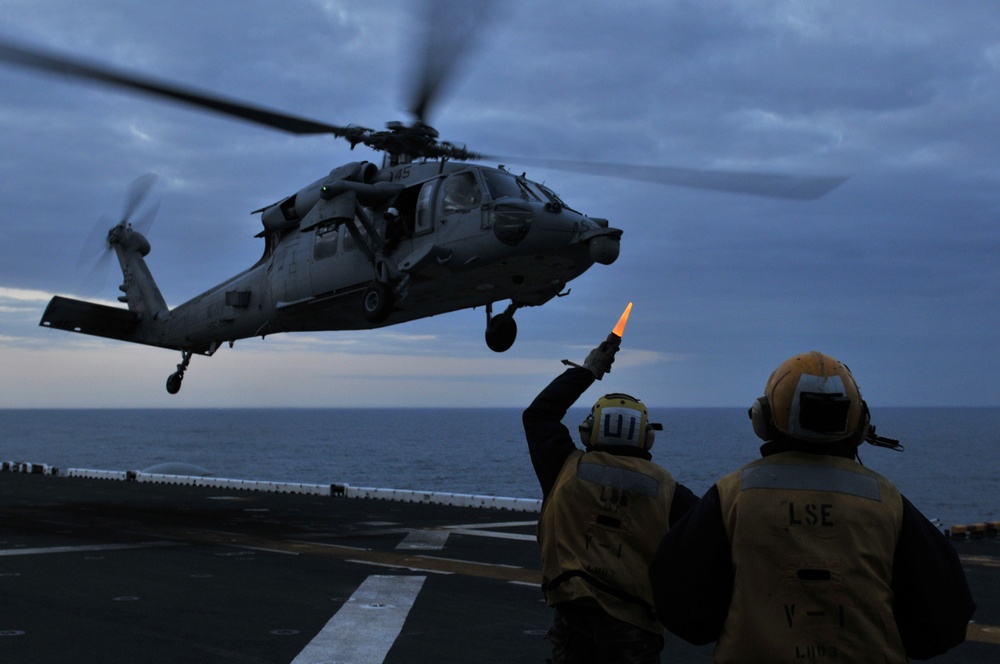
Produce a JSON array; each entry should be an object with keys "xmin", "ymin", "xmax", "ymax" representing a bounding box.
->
[
  {"xmin": 482, "ymin": 170, "xmax": 529, "ymax": 201},
  {"xmin": 441, "ymin": 171, "xmax": 482, "ymax": 213},
  {"xmin": 535, "ymin": 181, "xmax": 578, "ymax": 213}
]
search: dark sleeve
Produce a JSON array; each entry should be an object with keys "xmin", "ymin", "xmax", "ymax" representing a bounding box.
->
[
  {"xmin": 522, "ymin": 366, "xmax": 595, "ymax": 497},
  {"xmin": 649, "ymin": 484, "xmax": 732, "ymax": 644},
  {"xmin": 668, "ymin": 482, "xmax": 699, "ymax": 528},
  {"xmin": 891, "ymin": 495, "xmax": 976, "ymax": 659}
]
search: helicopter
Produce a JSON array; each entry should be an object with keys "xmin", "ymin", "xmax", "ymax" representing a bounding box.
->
[{"xmin": 0, "ymin": 9, "xmax": 845, "ymax": 395}]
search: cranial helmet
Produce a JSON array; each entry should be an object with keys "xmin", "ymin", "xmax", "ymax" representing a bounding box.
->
[
  {"xmin": 579, "ymin": 393, "xmax": 663, "ymax": 451},
  {"xmin": 749, "ymin": 351, "xmax": 870, "ymax": 446}
]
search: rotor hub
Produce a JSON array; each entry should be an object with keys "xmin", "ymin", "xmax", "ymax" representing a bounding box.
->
[{"xmin": 343, "ymin": 120, "xmax": 479, "ymax": 162}]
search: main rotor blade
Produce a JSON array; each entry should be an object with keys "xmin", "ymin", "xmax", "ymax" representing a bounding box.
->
[
  {"xmin": 0, "ymin": 39, "xmax": 347, "ymax": 136},
  {"xmin": 409, "ymin": 0, "xmax": 495, "ymax": 123},
  {"xmin": 486, "ymin": 155, "xmax": 848, "ymax": 200}
]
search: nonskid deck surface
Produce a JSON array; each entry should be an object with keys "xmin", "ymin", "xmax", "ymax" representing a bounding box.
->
[{"xmin": 0, "ymin": 469, "xmax": 996, "ymax": 663}]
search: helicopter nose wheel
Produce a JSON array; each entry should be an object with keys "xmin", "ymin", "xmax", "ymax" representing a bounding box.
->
[
  {"xmin": 166, "ymin": 350, "xmax": 192, "ymax": 394},
  {"xmin": 485, "ymin": 302, "xmax": 519, "ymax": 353},
  {"xmin": 362, "ymin": 281, "xmax": 394, "ymax": 324}
]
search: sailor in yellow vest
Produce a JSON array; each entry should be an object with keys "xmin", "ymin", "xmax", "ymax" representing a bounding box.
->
[
  {"xmin": 524, "ymin": 336, "xmax": 698, "ymax": 663},
  {"xmin": 649, "ymin": 351, "xmax": 975, "ymax": 663}
]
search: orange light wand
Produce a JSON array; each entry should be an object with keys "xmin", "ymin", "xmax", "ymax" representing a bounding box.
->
[
  {"xmin": 609, "ymin": 301, "xmax": 633, "ymax": 342},
  {"xmin": 560, "ymin": 301, "xmax": 633, "ymax": 371}
]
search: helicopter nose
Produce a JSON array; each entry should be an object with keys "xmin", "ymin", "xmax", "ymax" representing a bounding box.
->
[
  {"xmin": 588, "ymin": 234, "xmax": 620, "ymax": 265},
  {"xmin": 490, "ymin": 200, "xmax": 534, "ymax": 246}
]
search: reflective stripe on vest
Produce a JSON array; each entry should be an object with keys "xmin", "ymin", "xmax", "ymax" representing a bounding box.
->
[
  {"xmin": 740, "ymin": 463, "xmax": 882, "ymax": 500},
  {"xmin": 577, "ymin": 461, "xmax": 661, "ymax": 497}
]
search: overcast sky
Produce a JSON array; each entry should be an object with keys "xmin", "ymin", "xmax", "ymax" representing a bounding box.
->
[{"xmin": 1, "ymin": 0, "xmax": 998, "ymax": 409}]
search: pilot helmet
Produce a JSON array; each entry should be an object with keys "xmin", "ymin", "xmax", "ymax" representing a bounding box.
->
[
  {"xmin": 749, "ymin": 351, "xmax": 869, "ymax": 446},
  {"xmin": 579, "ymin": 393, "xmax": 662, "ymax": 451}
]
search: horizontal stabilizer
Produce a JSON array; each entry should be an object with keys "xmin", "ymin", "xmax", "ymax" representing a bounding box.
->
[{"xmin": 39, "ymin": 295, "xmax": 140, "ymax": 342}]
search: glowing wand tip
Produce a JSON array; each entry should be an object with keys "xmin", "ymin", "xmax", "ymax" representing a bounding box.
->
[{"xmin": 611, "ymin": 302, "xmax": 633, "ymax": 339}]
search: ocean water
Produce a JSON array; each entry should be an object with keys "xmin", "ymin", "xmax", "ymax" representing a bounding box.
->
[{"xmin": 0, "ymin": 407, "xmax": 997, "ymax": 529}]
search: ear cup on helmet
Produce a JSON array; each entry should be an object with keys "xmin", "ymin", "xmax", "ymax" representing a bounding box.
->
[
  {"xmin": 845, "ymin": 399, "xmax": 872, "ymax": 446},
  {"xmin": 578, "ymin": 414, "xmax": 595, "ymax": 447},
  {"xmin": 749, "ymin": 396, "xmax": 776, "ymax": 442},
  {"xmin": 643, "ymin": 426, "xmax": 656, "ymax": 451}
]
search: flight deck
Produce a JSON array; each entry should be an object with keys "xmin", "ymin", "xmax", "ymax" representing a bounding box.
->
[{"xmin": 0, "ymin": 465, "xmax": 996, "ymax": 663}]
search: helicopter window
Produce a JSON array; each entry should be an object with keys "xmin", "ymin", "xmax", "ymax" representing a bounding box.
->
[
  {"xmin": 482, "ymin": 170, "xmax": 528, "ymax": 201},
  {"xmin": 519, "ymin": 180, "xmax": 542, "ymax": 202},
  {"xmin": 441, "ymin": 171, "xmax": 482, "ymax": 213},
  {"xmin": 314, "ymin": 224, "xmax": 339, "ymax": 260},
  {"xmin": 535, "ymin": 182, "xmax": 578, "ymax": 213},
  {"xmin": 414, "ymin": 179, "xmax": 438, "ymax": 235},
  {"xmin": 343, "ymin": 224, "xmax": 367, "ymax": 253}
]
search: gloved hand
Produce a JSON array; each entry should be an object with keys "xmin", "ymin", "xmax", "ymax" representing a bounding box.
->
[{"xmin": 582, "ymin": 340, "xmax": 619, "ymax": 380}]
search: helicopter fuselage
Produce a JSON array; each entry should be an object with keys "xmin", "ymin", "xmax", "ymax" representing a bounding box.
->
[{"xmin": 40, "ymin": 159, "xmax": 622, "ymax": 391}]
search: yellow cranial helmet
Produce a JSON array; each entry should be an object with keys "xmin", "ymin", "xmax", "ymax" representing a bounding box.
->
[
  {"xmin": 579, "ymin": 393, "xmax": 662, "ymax": 451},
  {"xmin": 750, "ymin": 351, "xmax": 869, "ymax": 445}
]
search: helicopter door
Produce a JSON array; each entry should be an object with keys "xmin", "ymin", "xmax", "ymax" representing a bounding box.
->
[{"xmin": 437, "ymin": 171, "xmax": 484, "ymax": 240}]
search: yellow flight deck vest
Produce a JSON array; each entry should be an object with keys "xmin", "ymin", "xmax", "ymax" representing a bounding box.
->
[
  {"xmin": 714, "ymin": 451, "xmax": 906, "ymax": 664},
  {"xmin": 538, "ymin": 448, "xmax": 676, "ymax": 634}
]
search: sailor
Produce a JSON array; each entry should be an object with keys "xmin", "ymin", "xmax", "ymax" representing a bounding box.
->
[
  {"xmin": 523, "ymin": 336, "xmax": 698, "ymax": 664},
  {"xmin": 649, "ymin": 351, "xmax": 976, "ymax": 663}
]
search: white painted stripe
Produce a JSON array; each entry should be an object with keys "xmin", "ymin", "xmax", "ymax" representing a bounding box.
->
[
  {"xmin": 0, "ymin": 542, "xmax": 180, "ymax": 557},
  {"xmin": 396, "ymin": 529, "xmax": 450, "ymax": 550},
  {"xmin": 414, "ymin": 554, "xmax": 521, "ymax": 569},
  {"xmin": 223, "ymin": 544, "xmax": 299, "ymax": 556},
  {"xmin": 444, "ymin": 520, "xmax": 538, "ymax": 530},
  {"xmin": 292, "ymin": 574, "xmax": 426, "ymax": 664},
  {"xmin": 345, "ymin": 559, "xmax": 453, "ymax": 575},
  {"xmin": 445, "ymin": 528, "xmax": 537, "ymax": 542}
]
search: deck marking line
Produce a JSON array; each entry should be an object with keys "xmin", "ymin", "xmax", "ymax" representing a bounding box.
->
[
  {"xmin": 224, "ymin": 544, "xmax": 299, "ymax": 556},
  {"xmin": 345, "ymin": 559, "xmax": 454, "ymax": 575},
  {"xmin": 292, "ymin": 574, "xmax": 426, "ymax": 664},
  {"xmin": 445, "ymin": 528, "xmax": 536, "ymax": 542},
  {"xmin": 967, "ymin": 623, "xmax": 1000, "ymax": 645},
  {"xmin": 444, "ymin": 520, "xmax": 538, "ymax": 530},
  {"xmin": 0, "ymin": 541, "xmax": 181, "ymax": 557},
  {"xmin": 415, "ymin": 554, "xmax": 521, "ymax": 569},
  {"xmin": 396, "ymin": 529, "xmax": 450, "ymax": 550},
  {"xmin": 960, "ymin": 554, "xmax": 1000, "ymax": 568},
  {"xmin": 290, "ymin": 539, "xmax": 539, "ymax": 583}
]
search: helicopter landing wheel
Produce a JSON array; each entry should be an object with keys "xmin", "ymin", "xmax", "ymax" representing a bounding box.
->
[
  {"xmin": 485, "ymin": 313, "xmax": 517, "ymax": 352},
  {"xmin": 362, "ymin": 281, "xmax": 394, "ymax": 324},
  {"xmin": 166, "ymin": 372, "xmax": 183, "ymax": 394},
  {"xmin": 166, "ymin": 350, "xmax": 192, "ymax": 394}
]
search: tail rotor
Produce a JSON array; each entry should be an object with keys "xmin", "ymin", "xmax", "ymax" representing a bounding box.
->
[{"xmin": 75, "ymin": 174, "xmax": 159, "ymax": 295}]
